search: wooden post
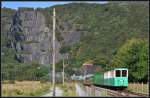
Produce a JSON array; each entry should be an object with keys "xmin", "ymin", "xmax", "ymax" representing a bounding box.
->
[
  {"xmin": 135, "ymin": 82, "xmax": 139, "ymax": 92},
  {"xmin": 134, "ymin": 82, "xmax": 136, "ymax": 92},
  {"xmin": 142, "ymin": 82, "xmax": 144, "ymax": 93},
  {"xmin": 52, "ymin": 8, "xmax": 56, "ymax": 96},
  {"xmin": 148, "ymin": 82, "xmax": 149, "ymax": 93}
]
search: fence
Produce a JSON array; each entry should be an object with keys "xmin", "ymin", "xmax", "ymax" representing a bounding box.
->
[
  {"xmin": 127, "ymin": 82, "xmax": 149, "ymax": 94},
  {"xmin": 1, "ymin": 64, "xmax": 52, "ymax": 97},
  {"xmin": 80, "ymin": 83, "xmax": 149, "ymax": 97}
]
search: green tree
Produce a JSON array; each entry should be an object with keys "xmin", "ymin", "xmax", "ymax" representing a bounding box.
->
[{"xmin": 112, "ymin": 38, "xmax": 148, "ymax": 82}]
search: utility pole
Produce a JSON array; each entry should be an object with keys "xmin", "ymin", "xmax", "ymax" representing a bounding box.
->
[{"xmin": 52, "ymin": 8, "xmax": 56, "ymax": 96}]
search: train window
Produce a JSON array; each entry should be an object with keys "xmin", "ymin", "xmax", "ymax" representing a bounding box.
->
[
  {"xmin": 122, "ymin": 70, "xmax": 127, "ymax": 77},
  {"xmin": 116, "ymin": 70, "xmax": 121, "ymax": 77}
]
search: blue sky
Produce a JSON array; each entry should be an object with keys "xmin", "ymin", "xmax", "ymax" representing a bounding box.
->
[{"xmin": 2, "ymin": 1, "xmax": 108, "ymax": 9}]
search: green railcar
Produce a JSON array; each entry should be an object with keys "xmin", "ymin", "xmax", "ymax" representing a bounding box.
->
[
  {"xmin": 92, "ymin": 72, "xmax": 104, "ymax": 85},
  {"xmin": 92, "ymin": 68, "xmax": 128, "ymax": 88}
]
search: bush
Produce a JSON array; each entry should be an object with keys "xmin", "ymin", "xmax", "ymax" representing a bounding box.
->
[
  {"xmin": 14, "ymin": 89, "xmax": 23, "ymax": 95},
  {"xmin": 8, "ymin": 80, "xmax": 15, "ymax": 84},
  {"xmin": 40, "ymin": 80, "xmax": 47, "ymax": 83},
  {"xmin": 18, "ymin": 79, "xmax": 23, "ymax": 82},
  {"xmin": 29, "ymin": 92, "xmax": 35, "ymax": 96}
]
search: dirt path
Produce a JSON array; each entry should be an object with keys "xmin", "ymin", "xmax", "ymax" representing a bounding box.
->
[
  {"xmin": 42, "ymin": 87, "xmax": 63, "ymax": 97},
  {"xmin": 75, "ymin": 83, "xmax": 88, "ymax": 96}
]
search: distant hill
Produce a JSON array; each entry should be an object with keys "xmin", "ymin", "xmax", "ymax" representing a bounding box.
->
[{"xmin": 1, "ymin": 2, "xmax": 149, "ymax": 75}]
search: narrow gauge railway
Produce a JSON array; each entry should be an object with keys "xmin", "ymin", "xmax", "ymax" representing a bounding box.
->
[
  {"xmin": 81, "ymin": 64, "xmax": 148, "ymax": 97},
  {"xmin": 83, "ymin": 67, "xmax": 128, "ymax": 90}
]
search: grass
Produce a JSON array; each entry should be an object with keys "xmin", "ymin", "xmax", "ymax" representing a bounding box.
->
[
  {"xmin": 78, "ymin": 81, "xmax": 86, "ymax": 91},
  {"xmin": 2, "ymin": 80, "xmax": 51, "ymax": 97},
  {"xmin": 127, "ymin": 83, "xmax": 149, "ymax": 94},
  {"xmin": 57, "ymin": 82, "xmax": 77, "ymax": 96}
]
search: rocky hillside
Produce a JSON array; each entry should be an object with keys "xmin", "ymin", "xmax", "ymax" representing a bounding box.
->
[{"xmin": 1, "ymin": 2, "xmax": 149, "ymax": 69}]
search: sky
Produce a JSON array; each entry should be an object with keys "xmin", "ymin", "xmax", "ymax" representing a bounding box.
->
[{"xmin": 1, "ymin": 1, "xmax": 108, "ymax": 9}]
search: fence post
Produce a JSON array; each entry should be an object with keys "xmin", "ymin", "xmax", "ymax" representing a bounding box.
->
[
  {"xmin": 136, "ymin": 82, "xmax": 137, "ymax": 92},
  {"xmin": 134, "ymin": 82, "xmax": 135, "ymax": 92},
  {"xmin": 137, "ymin": 82, "xmax": 139, "ymax": 92},
  {"xmin": 147, "ymin": 82, "xmax": 148, "ymax": 94},
  {"xmin": 142, "ymin": 82, "xmax": 143, "ymax": 93}
]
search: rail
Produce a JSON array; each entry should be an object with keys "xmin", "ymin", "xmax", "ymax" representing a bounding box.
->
[
  {"xmin": 122, "ymin": 90, "xmax": 149, "ymax": 97},
  {"xmin": 83, "ymin": 84, "xmax": 149, "ymax": 97}
]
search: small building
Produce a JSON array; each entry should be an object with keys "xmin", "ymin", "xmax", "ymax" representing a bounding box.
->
[{"xmin": 82, "ymin": 63, "xmax": 93, "ymax": 76}]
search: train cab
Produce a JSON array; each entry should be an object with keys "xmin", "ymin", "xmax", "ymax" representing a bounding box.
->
[
  {"xmin": 104, "ymin": 68, "xmax": 128, "ymax": 88},
  {"xmin": 114, "ymin": 68, "xmax": 128, "ymax": 87}
]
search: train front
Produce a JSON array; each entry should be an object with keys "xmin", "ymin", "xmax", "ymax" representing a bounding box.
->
[
  {"xmin": 113, "ymin": 68, "xmax": 128, "ymax": 87},
  {"xmin": 104, "ymin": 68, "xmax": 128, "ymax": 88}
]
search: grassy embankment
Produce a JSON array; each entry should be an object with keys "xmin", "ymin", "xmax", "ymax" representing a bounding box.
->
[
  {"xmin": 57, "ymin": 82, "xmax": 77, "ymax": 96},
  {"xmin": 2, "ymin": 81, "xmax": 51, "ymax": 97}
]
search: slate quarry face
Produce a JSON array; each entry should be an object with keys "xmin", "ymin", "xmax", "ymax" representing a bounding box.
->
[
  {"xmin": 10, "ymin": 9, "xmax": 61, "ymax": 64},
  {"xmin": 2, "ymin": 7, "xmax": 82, "ymax": 65}
]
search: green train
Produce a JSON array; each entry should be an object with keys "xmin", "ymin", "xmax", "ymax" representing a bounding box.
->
[{"xmin": 83, "ymin": 68, "xmax": 128, "ymax": 89}]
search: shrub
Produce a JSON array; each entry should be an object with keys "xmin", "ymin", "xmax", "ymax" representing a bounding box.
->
[
  {"xmin": 40, "ymin": 80, "xmax": 47, "ymax": 83},
  {"xmin": 8, "ymin": 80, "xmax": 15, "ymax": 84}
]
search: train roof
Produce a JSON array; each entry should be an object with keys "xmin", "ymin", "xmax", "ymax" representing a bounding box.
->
[
  {"xmin": 103, "ymin": 68, "xmax": 128, "ymax": 73},
  {"xmin": 113, "ymin": 68, "xmax": 128, "ymax": 70}
]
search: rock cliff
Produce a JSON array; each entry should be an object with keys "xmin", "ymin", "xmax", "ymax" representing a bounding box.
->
[
  {"xmin": 9, "ymin": 8, "xmax": 63, "ymax": 64},
  {"xmin": 1, "ymin": 7, "xmax": 81, "ymax": 65}
]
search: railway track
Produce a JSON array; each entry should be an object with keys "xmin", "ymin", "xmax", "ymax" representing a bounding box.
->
[
  {"xmin": 96, "ymin": 86, "xmax": 149, "ymax": 97},
  {"xmin": 84, "ymin": 85, "xmax": 149, "ymax": 97},
  {"xmin": 121, "ymin": 90, "xmax": 149, "ymax": 97}
]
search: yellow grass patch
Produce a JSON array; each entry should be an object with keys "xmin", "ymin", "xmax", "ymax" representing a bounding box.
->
[
  {"xmin": 58, "ymin": 82, "xmax": 77, "ymax": 96},
  {"xmin": 2, "ymin": 81, "xmax": 51, "ymax": 97}
]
